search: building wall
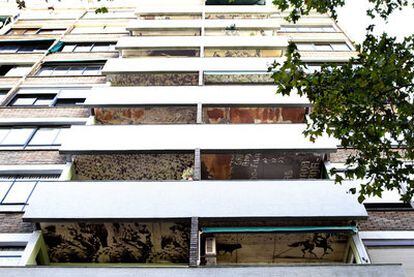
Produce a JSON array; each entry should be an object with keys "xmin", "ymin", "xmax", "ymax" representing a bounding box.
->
[
  {"xmin": 359, "ymin": 211, "xmax": 414, "ymax": 231},
  {"xmin": 0, "ymin": 213, "xmax": 35, "ymax": 233}
]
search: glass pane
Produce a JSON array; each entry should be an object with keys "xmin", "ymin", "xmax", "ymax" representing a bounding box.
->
[
  {"xmin": 28, "ymin": 128, "xmax": 60, "ymax": 145},
  {"xmin": 323, "ymin": 26, "xmax": 336, "ymax": 32},
  {"xmin": 33, "ymin": 98, "xmax": 54, "ymax": 106},
  {"xmin": 61, "ymin": 45, "xmax": 76, "ymax": 52},
  {"xmin": 0, "ymin": 45, "xmax": 18, "ymax": 53},
  {"xmin": 53, "ymin": 128, "xmax": 65, "ymax": 145},
  {"xmin": 38, "ymin": 29, "xmax": 65, "ymax": 34},
  {"xmin": 68, "ymin": 66, "xmax": 85, "ymax": 75},
  {"xmin": 91, "ymin": 44, "xmax": 110, "ymax": 52},
  {"xmin": 17, "ymin": 46, "xmax": 35, "ymax": 53},
  {"xmin": 0, "ymin": 129, "xmax": 10, "ymax": 143},
  {"xmin": 0, "ymin": 181, "xmax": 12, "ymax": 202},
  {"xmin": 83, "ymin": 66, "xmax": 101, "ymax": 75},
  {"xmin": 331, "ymin": 43, "xmax": 351, "ymax": 51},
  {"xmin": 24, "ymin": 29, "xmax": 39, "ymax": 34},
  {"xmin": 51, "ymin": 67, "xmax": 70, "ymax": 76},
  {"xmin": 1, "ymin": 128, "xmax": 34, "ymax": 146},
  {"xmin": 4, "ymin": 66, "xmax": 31, "ymax": 77},
  {"xmin": 314, "ymin": 44, "xmax": 333, "ymax": 51},
  {"xmin": 296, "ymin": 44, "xmax": 314, "ymax": 51},
  {"xmin": 2, "ymin": 181, "xmax": 36, "ymax": 204},
  {"xmin": 12, "ymin": 97, "xmax": 37, "ymax": 106},
  {"xmin": 37, "ymin": 67, "xmax": 54, "ymax": 76},
  {"xmin": 74, "ymin": 45, "xmax": 93, "ymax": 52}
]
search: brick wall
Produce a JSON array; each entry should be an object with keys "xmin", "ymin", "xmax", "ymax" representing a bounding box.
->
[
  {"xmin": 0, "ymin": 213, "xmax": 35, "ymax": 233},
  {"xmin": 359, "ymin": 211, "xmax": 414, "ymax": 231},
  {"xmin": 0, "ymin": 107, "xmax": 90, "ymax": 118},
  {"xmin": 0, "ymin": 151, "xmax": 66, "ymax": 165}
]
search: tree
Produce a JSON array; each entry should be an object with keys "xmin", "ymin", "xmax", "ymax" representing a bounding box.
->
[{"xmin": 270, "ymin": 0, "xmax": 414, "ymax": 202}]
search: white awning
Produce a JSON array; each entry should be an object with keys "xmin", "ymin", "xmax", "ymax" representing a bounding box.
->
[
  {"xmin": 85, "ymin": 85, "xmax": 309, "ymax": 106},
  {"xmin": 59, "ymin": 124, "xmax": 337, "ymax": 153},
  {"xmin": 24, "ymin": 180, "xmax": 367, "ymax": 221}
]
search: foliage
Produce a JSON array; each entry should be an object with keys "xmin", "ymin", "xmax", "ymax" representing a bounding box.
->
[{"xmin": 270, "ymin": 0, "xmax": 414, "ymax": 202}]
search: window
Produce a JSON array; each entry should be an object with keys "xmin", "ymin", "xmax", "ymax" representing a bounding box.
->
[
  {"xmin": 9, "ymin": 87, "xmax": 89, "ymax": 107},
  {"xmin": 0, "ymin": 89, "xmax": 8, "ymax": 103},
  {"xmin": 6, "ymin": 28, "xmax": 65, "ymax": 35},
  {"xmin": 0, "ymin": 65, "xmax": 32, "ymax": 77},
  {"xmin": 36, "ymin": 29, "xmax": 66, "ymax": 35},
  {"xmin": 280, "ymin": 25, "xmax": 337, "ymax": 33},
  {"xmin": 0, "ymin": 127, "xmax": 67, "ymax": 149},
  {"xmin": 0, "ymin": 41, "xmax": 52, "ymax": 53},
  {"xmin": 0, "ymin": 174, "xmax": 60, "ymax": 211},
  {"xmin": 71, "ymin": 26, "xmax": 126, "ymax": 34},
  {"xmin": 6, "ymin": 28, "xmax": 39, "ymax": 35},
  {"xmin": 4, "ymin": 66, "xmax": 32, "ymax": 77},
  {"xmin": 82, "ymin": 10, "xmax": 135, "ymax": 19},
  {"xmin": 61, "ymin": 42, "xmax": 116, "ymax": 53},
  {"xmin": 296, "ymin": 42, "xmax": 351, "ymax": 51},
  {"xmin": 36, "ymin": 63, "xmax": 104, "ymax": 76}
]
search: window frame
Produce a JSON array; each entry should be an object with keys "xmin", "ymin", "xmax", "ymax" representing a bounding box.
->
[
  {"xmin": 0, "ymin": 173, "xmax": 60, "ymax": 211},
  {"xmin": 296, "ymin": 42, "xmax": 351, "ymax": 52},
  {"xmin": 36, "ymin": 63, "xmax": 104, "ymax": 77},
  {"xmin": 9, "ymin": 87, "xmax": 89, "ymax": 107},
  {"xmin": 279, "ymin": 25, "xmax": 337, "ymax": 33},
  {"xmin": 61, "ymin": 42, "xmax": 116, "ymax": 53},
  {"xmin": 0, "ymin": 126, "xmax": 68, "ymax": 149}
]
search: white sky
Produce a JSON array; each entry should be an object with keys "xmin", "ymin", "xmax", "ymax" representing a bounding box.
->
[{"xmin": 337, "ymin": 0, "xmax": 414, "ymax": 43}]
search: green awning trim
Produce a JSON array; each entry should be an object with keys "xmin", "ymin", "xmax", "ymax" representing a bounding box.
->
[
  {"xmin": 48, "ymin": 41, "xmax": 64, "ymax": 54},
  {"xmin": 201, "ymin": 226, "xmax": 358, "ymax": 234}
]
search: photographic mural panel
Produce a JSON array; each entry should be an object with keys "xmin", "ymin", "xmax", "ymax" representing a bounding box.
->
[
  {"xmin": 203, "ymin": 106, "xmax": 306, "ymax": 124},
  {"xmin": 41, "ymin": 222, "xmax": 190, "ymax": 263},
  {"xmin": 214, "ymin": 232, "xmax": 349, "ymax": 264},
  {"xmin": 74, "ymin": 153, "xmax": 194, "ymax": 180},
  {"xmin": 94, "ymin": 106, "xmax": 197, "ymax": 124},
  {"xmin": 201, "ymin": 152, "xmax": 324, "ymax": 180}
]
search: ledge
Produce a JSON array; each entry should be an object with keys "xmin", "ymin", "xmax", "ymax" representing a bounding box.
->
[
  {"xmin": 85, "ymin": 85, "xmax": 309, "ymax": 106},
  {"xmin": 59, "ymin": 124, "xmax": 336, "ymax": 153},
  {"xmin": 24, "ymin": 180, "xmax": 367, "ymax": 221}
]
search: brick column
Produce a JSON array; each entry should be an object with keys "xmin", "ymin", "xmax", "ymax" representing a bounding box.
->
[
  {"xmin": 193, "ymin": 149, "xmax": 201, "ymax": 181},
  {"xmin": 189, "ymin": 217, "xmax": 199, "ymax": 267}
]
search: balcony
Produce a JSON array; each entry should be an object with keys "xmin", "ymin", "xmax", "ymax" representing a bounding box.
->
[
  {"xmin": 85, "ymin": 85, "xmax": 309, "ymax": 124},
  {"xmin": 0, "ymin": 265, "xmax": 405, "ymax": 276}
]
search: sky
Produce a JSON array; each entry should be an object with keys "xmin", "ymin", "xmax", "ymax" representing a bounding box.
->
[{"xmin": 337, "ymin": 0, "xmax": 414, "ymax": 43}]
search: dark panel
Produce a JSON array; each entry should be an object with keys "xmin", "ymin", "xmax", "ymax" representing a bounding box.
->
[
  {"xmin": 41, "ymin": 222, "xmax": 190, "ymax": 263},
  {"xmin": 201, "ymin": 152, "xmax": 323, "ymax": 180}
]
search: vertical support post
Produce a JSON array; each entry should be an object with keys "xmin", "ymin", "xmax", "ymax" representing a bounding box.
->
[
  {"xmin": 189, "ymin": 217, "xmax": 200, "ymax": 267},
  {"xmin": 194, "ymin": 148, "xmax": 201, "ymax": 181},
  {"xmin": 19, "ymin": 231, "xmax": 50, "ymax": 266},
  {"xmin": 350, "ymin": 233, "xmax": 371, "ymax": 264},
  {"xmin": 197, "ymin": 103, "xmax": 203, "ymax": 124}
]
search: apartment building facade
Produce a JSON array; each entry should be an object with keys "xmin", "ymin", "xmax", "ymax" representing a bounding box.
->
[{"xmin": 0, "ymin": 0, "xmax": 412, "ymax": 276}]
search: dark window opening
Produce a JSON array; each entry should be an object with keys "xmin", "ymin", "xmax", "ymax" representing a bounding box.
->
[
  {"xmin": 0, "ymin": 65, "xmax": 13, "ymax": 76},
  {"xmin": 364, "ymin": 202, "xmax": 414, "ymax": 211},
  {"xmin": 55, "ymin": 98, "xmax": 86, "ymax": 106}
]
